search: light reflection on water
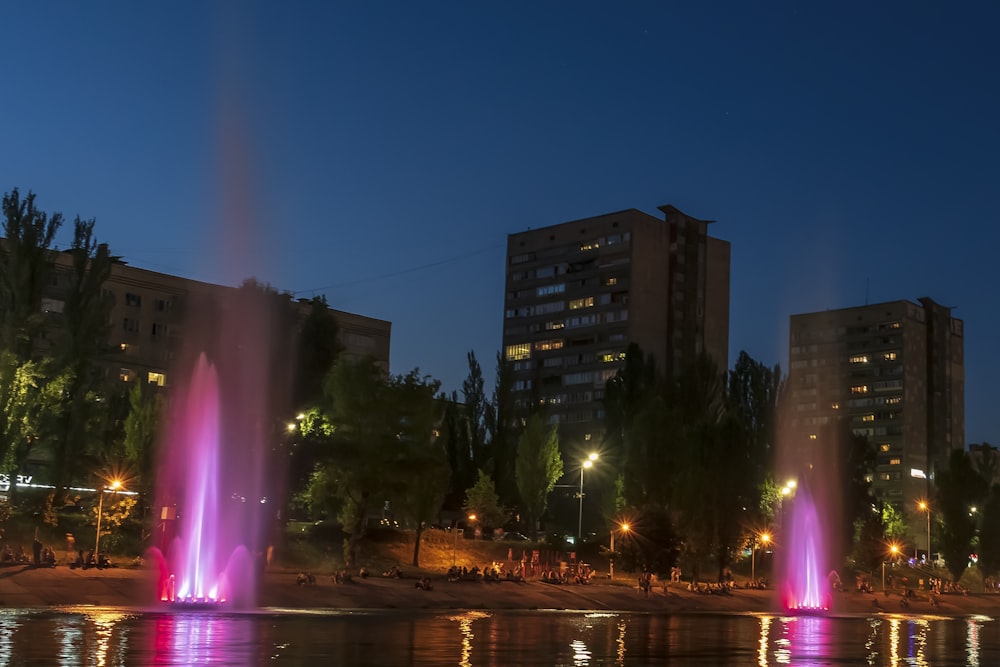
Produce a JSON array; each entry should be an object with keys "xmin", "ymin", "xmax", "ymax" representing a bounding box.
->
[{"xmin": 0, "ymin": 607, "xmax": 995, "ymax": 665}]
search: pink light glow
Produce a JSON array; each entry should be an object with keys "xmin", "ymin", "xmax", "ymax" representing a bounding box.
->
[
  {"xmin": 781, "ymin": 485, "xmax": 831, "ymax": 612},
  {"xmin": 155, "ymin": 353, "xmax": 267, "ymax": 609}
]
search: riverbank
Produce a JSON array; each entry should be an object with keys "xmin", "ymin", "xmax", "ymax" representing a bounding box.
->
[{"xmin": 0, "ymin": 564, "xmax": 997, "ymax": 617}]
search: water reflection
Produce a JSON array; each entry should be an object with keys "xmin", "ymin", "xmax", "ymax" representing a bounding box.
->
[
  {"xmin": 758, "ymin": 616, "xmax": 771, "ymax": 666},
  {"xmin": 616, "ymin": 618, "xmax": 626, "ymax": 666},
  {"xmin": 89, "ymin": 610, "xmax": 131, "ymax": 667},
  {"xmin": 0, "ymin": 607, "xmax": 994, "ymax": 665},
  {"xmin": 447, "ymin": 610, "xmax": 490, "ymax": 667},
  {"xmin": 966, "ymin": 615, "xmax": 988, "ymax": 667},
  {"xmin": 0, "ymin": 612, "xmax": 21, "ymax": 665}
]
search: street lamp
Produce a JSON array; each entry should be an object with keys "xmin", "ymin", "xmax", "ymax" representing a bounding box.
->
[
  {"xmin": 918, "ymin": 501, "xmax": 931, "ymax": 563},
  {"xmin": 577, "ymin": 453, "xmax": 598, "ymax": 540},
  {"xmin": 95, "ymin": 479, "xmax": 123, "ymax": 561},
  {"xmin": 883, "ymin": 543, "xmax": 900, "ymax": 592},
  {"xmin": 452, "ymin": 514, "xmax": 476, "ymax": 566},
  {"xmin": 610, "ymin": 522, "xmax": 629, "ymax": 580},
  {"xmin": 752, "ymin": 532, "xmax": 771, "ymax": 584}
]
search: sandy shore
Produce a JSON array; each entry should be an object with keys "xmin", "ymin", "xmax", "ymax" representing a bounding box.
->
[{"xmin": 0, "ymin": 564, "xmax": 997, "ymax": 617}]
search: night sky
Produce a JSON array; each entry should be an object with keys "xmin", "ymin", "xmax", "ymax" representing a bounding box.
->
[{"xmin": 2, "ymin": 2, "xmax": 997, "ymax": 444}]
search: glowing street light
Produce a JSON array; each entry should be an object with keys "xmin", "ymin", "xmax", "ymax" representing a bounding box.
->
[
  {"xmin": 918, "ymin": 501, "xmax": 931, "ymax": 562},
  {"xmin": 453, "ymin": 513, "xmax": 476, "ymax": 566},
  {"xmin": 95, "ymin": 479, "xmax": 123, "ymax": 562},
  {"xmin": 752, "ymin": 532, "xmax": 771, "ymax": 584},
  {"xmin": 883, "ymin": 543, "xmax": 901, "ymax": 592},
  {"xmin": 577, "ymin": 453, "xmax": 599, "ymax": 540},
  {"xmin": 609, "ymin": 521, "xmax": 629, "ymax": 579}
]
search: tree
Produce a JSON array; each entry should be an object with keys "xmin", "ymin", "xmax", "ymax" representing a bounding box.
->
[
  {"xmin": 300, "ymin": 358, "xmax": 450, "ymax": 567},
  {"xmin": 0, "ymin": 188, "xmax": 61, "ymax": 358},
  {"xmin": 726, "ymin": 351, "xmax": 781, "ymax": 525},
  {"xmin": 461, "ymin": 352, "xmax": 489, "ymax": 476},
  {"xmin": 669, "ymin": 352, "xmax": 731, "ymax": 578},
  {"xmin": 293, "ymin": 295, "xmax": 342, "ymax": 407},
  {"xmin": 315, "ymin": 356, "xmax": 394, "ymax": 565},
  {"xmin": 976, "ymin": 484, "xmax": 1000, "ymax": 579},
  {"xmin": 48, "ymin": 218, "xmax": 115, "ymax": 503},
  {"xmin": 514, "ymin": 414, "xmax": 563, "ymax": 538},
  {"xmin": 463, "ymin": 470, "xmax": 505, "ymax": 532},
  {"xmin": 935, "ymin": 449, "xmax": 989, "ymax": 581},
  {"xmin": 123, "ymin": 381, "xmax": 163, "ymax": 497},
  {"xmin": 486, "ymin": 351, "xmax": 519, "ymax": 506},
  {"xmin": 0, "ymin": 355, "xmax": 53, "ymax": 476},
  {"xmin": 603, "ymin": 344, "xmax": 671, "ymax": 508},
  {"xmin": 382, "ymin": 370, "xmax": 449, "ymax": 567}
]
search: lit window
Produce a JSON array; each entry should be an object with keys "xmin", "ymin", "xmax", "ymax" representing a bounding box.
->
[
  {"xmin": 880, "ymin": 444, "xmax": 891, "ymax": 452},
  {"xmin": 569, "ymin": 297, "xmax": 595, "ymax": 310},
  {"xmin": 579, "ymin": 240, "xmax": 600, "ymax": 251},
  {"xmin": 889, "ymin": 458, "xmax": 901, "ymax": 465},
  {"xmin": 851, "ymin": 385, "xmax": 869, "ymax": 394},
  {"xmin": 861, "ymin": 414, "xmax": 875, "ymax": 422},
  {"xmin": 119, "ymin": 368, "xmax": 134, "ymax": 382},
  {"xmin": 604, "ymin": 276, "xmax": 618, "ymax": 286},
  {"xmin": 831, "ymin": 402, "xmax": 840, "ymax": 410},
  {"xmin": 879, "ymin": 473, "xmax": 891, "ymax": 481},
  {"xmin": 849, "ymin": 355, "xmax": 869, "ymax": 364},
  {"xmin": 505, "ymin": 343, "xmax": 531, "ymax": 361},
  {"xmin": 119, "ymin": 343, "xmax": 128, "ymax": 352},
  {"xmin": 886, "ymin": 396, "xmax": 902, "ymax": 405},
  {"xmin": 545, "ymin": 320, "xmax": 565, "ymax": 331},
  {"xmin": 534, "ymin": 339, "xmax": 564, "ymax": 351},
  {"xmin": 809, "ymin": 434, "xmax": 818, "ymax": 440},
  {"xmin": 883, "ymin": 352, "xmax": 898, "ymax": 361},
  {"xmin": 147, "ymin": 372, "xmax": 166, "ymax": 386},
  {"xmin": 890, "ymin": 321, "xmax": 901, "ymax": 329}
]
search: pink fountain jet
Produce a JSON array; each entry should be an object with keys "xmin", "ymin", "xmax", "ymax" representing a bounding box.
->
[
  {"xmin": 156, "ymin": 354, "xmax": 260, "ymax": 608},
  {"xmin": 781, "ymin": 485, "xmax": 831, "ymax": 612}
]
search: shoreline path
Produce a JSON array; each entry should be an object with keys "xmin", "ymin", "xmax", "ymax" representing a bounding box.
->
[{"xmin": 0, "ymin": 566, "xmax": 996, "ymax": 617}]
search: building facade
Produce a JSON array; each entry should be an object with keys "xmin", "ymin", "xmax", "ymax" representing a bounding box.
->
[
  {"xmin": 787, "ymin": 298, "xmax": 964, "ymax": 513},
  {"xmin": 38, "ymin": 255, "xmax": 393, "ymax": 390},
  {"xmin": 502, "ymin": 204, "xmax": 731, "ymax": 451}
]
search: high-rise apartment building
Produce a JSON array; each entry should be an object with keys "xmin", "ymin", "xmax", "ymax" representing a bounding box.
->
[
  {"xmin": 502, "ymin": 204, "xmax": 731, "ymax": 448},
  {"xmin": 787, "ymin": 298, "xmax": 963, "ymax": 512}
]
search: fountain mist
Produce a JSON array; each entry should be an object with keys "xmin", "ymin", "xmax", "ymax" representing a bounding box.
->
[
  {"xmin": 780, "ymin": 485, "xmax": 831, "ymax": 611},
  {"xmin": 152, "ymin": 285, "xmax": 291, "ymax": 609}
]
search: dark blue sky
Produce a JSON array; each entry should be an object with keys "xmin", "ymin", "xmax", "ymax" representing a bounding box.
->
[{"xmin": 2, "ymin": 2, "xmax": 998, "ymax": 443}]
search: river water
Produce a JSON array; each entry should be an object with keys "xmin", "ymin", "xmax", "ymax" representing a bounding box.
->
[{"xmin": 0, "ymin": 607, "xmax": 994, "ymax": 666}]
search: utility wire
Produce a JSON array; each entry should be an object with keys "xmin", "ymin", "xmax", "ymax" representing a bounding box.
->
[{"xmin": 292, "ymin": 241, "xmax": 505, "ymax": 296}]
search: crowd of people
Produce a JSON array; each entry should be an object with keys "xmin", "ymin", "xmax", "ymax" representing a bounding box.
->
[{"xmin": 1, "ymin": 539, "xmax": 68, "ymax": 568}]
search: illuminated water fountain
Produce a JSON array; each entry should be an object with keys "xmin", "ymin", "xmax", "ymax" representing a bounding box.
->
[
  {"xmin": 780, "ymin": 485, "xmax": 831, "ymax": 612},
  {"xmin": 152, "ymin": 352, "xmax": 266, "ymax": 609}
]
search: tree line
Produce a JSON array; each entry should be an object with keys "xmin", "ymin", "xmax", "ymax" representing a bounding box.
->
[{"xmin": 3, "ymin": 187, "xmax": 997, "ymax": 587}]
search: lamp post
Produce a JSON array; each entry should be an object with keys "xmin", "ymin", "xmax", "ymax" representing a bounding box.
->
[
  {"xmin": 610, "ymin": 522, "xmax": 629, "ymax": 580},
  {"xmin": 752, "ymin": 532, "xmax": 770, "ymax": 584},
  {"xmin": 94, "ymin": 479, "xmax": 122, "ymax": 560},
  {"xmin": 453, "ymin": 514, "xmax": 475, "ymax": 566},
  {"xmin": 577, "ymin": 453, "xmax": 598, "ymax": 541},
  {"xmin": 918, "ymin": 501, "xmax": 931, "ymax": 562},
  {"xmin": 883, "ymin": 543, "xmax": 900, "ymax": 592}
]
